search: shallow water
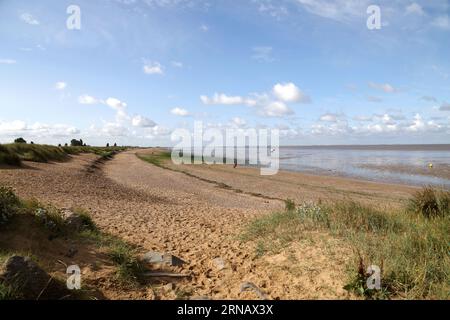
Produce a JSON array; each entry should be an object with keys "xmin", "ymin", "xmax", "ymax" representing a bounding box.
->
[{"xmin": 279, "ymin": 145, "xmax": 450, "ymax": 188}]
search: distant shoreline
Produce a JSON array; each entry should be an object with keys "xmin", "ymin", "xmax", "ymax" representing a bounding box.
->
[{"xmin": 279, "ymin": 144, "xmax": 450, "ymax": 151}]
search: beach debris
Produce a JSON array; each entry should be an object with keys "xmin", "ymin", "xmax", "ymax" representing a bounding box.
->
[
  {"xmin": 428, "ymin": 163, "xmax": 433, "ymax": 168},
  {"xmin": 163, "ymin": 283, "xmax": 175, "ymax": 291},
  {"xmin": 212, "ymin": 257, "xmax": 227, "ymax": 271},
  {"xmin": 142, "ymin": 272, "xmax": 190, "ymax": 278},
  {"xmin": 0, "ymin": 256, "xmax": 69, "ymax": 300},
  {"xmin": 142, "ymin": 251, "xmax": 187, "ymax": 267},
  {"xmin": 240, "ymin": 281, "xmax": 268, "ymax": 300}
]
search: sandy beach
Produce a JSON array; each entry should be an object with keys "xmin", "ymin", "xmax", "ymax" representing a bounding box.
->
[{"xmin": 0, "ymin": 148, "xmax": 423, "ymax": 299}]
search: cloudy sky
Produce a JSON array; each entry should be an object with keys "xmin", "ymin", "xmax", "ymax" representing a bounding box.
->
[{"xmin": 1, "ymin": 0, "xmax": 449, "ymax": 146}]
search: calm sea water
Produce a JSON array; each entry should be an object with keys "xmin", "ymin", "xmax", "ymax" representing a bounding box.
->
[{"xmin": 278, "ymin": 145, "xmax": 450, "ymax": 188}]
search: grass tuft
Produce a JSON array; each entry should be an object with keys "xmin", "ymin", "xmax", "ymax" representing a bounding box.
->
[
  {"xmin": 240, "ymin": 187, "xmax": 450, "ymax": 299},
  {"xmin": 0, "ymin": 186, "xmax": 21, "ymax": 225},
  {"xmin": 408, "ymin": 186, "xmax": 450, "ymax": 218}
]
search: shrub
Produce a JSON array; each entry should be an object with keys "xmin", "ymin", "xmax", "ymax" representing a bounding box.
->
[
  {"xmin": 72, "ymin": 208, "xmax": 97, "ymax": 232},
  {"xmin": 34, "ymin": 206, "xmax": 65, "ymax": 233},
  {"xmin": 408, "ymin": 187, "xmax": 450, "ymax": 218},
  {"xmin": 0, "ymin": 145, "xmax": 21, "ymax": 166},
  {"xmin": 0, "ymin": 186, "xmax": 21, "ymax": 225},
  {"xmin": 284, "ymin": 198, "xmax": 296, "ymax": 211},
  {"xmin": 13, "ymin": 138, "xmax": 26, "ymax": 144},
  {"xmin": 108, "ymin": 241, "xmax": 144, "ymax": 284}
]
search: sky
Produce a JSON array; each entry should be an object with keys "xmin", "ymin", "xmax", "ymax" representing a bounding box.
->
[{"xmin": 0, "ymin": 0, "xmax": 449, "ymax": 146}]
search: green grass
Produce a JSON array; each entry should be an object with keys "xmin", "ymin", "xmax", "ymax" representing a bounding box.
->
[
  {"xmin": 137, "ymin": 150, "xmax": 172, "ymax": 167},
  {"xmin": 408, "ymin": 186, "xmax": 450, "ymax": 218},
  {"xmin": 0, "ymin": 143, "xmax": 127, "ymax": 166},
  {"xmin": 0, "ymin": 186, "xmax": 21, "ymax": 225},
  {"xmin": 0, "ymin": 145, "xmax": 21, "ymax": 166},
  {"xmin": 77, "ymin": 228, "xmax": 144, "ymax": 286},
  {"xmin": 240, "ymin": 190, "xmax": 450, "ymax": 299}
]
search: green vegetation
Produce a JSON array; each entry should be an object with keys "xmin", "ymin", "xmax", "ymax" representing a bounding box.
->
[
  {"xmin": 408, "ymin": 186, "xmax": 450, "ymax": 218},
  {"xmin": 0, "ymin": 186, "xmax": 21, "ymax": 225},
  {"xmin": 0, "ymin": 145, "xmax": 22, "ymax": 167},
  {"xmin": 241, "ymin": 188, "xmax": 450, "ymax": 299},
  {"xmin": 0, "ymin": 186, "xmax": 145, "ymax": 298},
  {"xmin": 137, "ymin": 150, "xmax": 172, "ymax": 167},
  {"xmin": 0, "ymin": 142, "xmax": 127, "ymax": 166},
  {"xmin": 13, "ymin": 137, "xmax": 26, "ymax": 144}
]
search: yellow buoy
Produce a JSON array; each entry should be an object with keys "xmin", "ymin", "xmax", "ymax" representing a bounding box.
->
[{"xmin": 428, "ymin": 163, "xmax": 433, "ymax": 168}]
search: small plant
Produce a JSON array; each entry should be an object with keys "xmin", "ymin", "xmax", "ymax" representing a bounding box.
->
[
  {"xmin": 0, "ymin": 186, "xmax": 21, "ymax": 225},
  {"xmin": 284, "ymin": 198, "xmax": 296, "ymax": 211},
  {"xmin": 344, "ymin": 256, "xmax": 389, "ymax": 300},
  {"xmin": 408, "ymin": 187, "xmax": 450, "ymax": 218},
  {"xmin": 108, "ymin": 241, "xmax": 144, "ymax": 284},
  {"xmin": 72, "ymin": 208, "xmax": 97, "ymax": 232},
  {"xmin": 297, "ymin": 202, "xmax": 329, "ymax": 225},
  {"xmin": 34, "ymin": 206, "xmax": 65, "ymax": 233}
]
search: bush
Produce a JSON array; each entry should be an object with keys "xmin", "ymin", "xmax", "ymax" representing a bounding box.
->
[
  {"xmin": 0, "ymin": 145, "xmax": 21, "ymax": 166},
  {"xmin": 13, "ymin": 138, "xmax": 26, "ymax": 144},
  {"xmin": 0, "ymin": 186, "xmax": 21, "ymax": 225},
  {"xmin": 408, "ymin": 187, "xmax": 450, "ymax": 218},
  {"xmin": 284, "ymin": 198, "xmax": 296, "ymax": 211}
]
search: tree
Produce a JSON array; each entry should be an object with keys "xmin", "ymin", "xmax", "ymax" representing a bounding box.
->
[
  {"xmin": 64, "ymin": 143, "xmax": 68, "ymax": 147},
  {"xmin": 14, "ymin": 137, "xmax": 26, "ymax": 144},
  {"xmin": 70, "ymin": 139, "xmax": 83, "ymax": 146},
  {"xmin": 106, "ymin": 143, "xmax": 110, "ymax": 147},
  {"xmin": 114, "ymin": 143, "xmax": 117, "ymax": 147}
]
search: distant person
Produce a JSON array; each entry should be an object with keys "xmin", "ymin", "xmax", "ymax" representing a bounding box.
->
[{"xmin": 233, "ymin": 158, "xmax": 237, "ymax": 169}]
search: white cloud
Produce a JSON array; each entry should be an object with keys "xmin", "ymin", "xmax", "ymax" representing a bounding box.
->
[
  {"xmin": 105, "ymin": 97, "xmax": 127, "ymax": 111},
  {"xmin": 260, "ymin": 101, "xmax": 293, "ymax": 117},
  {"xmin": 132, "ymin": 115, "xmax": 156, "ymax": 128},
  {"xmin": 320, "ymin": 113, "xmax": 340, "ymax": 122},
  {"xmin": 55, "ymin": 82, "xmax": 67, "ymax": 90},
  {"xmin": 200, "ymin": 93, "xmax": 254, "ymax": 106},
  {"xmin": 200, "ymin": 24, "xmax": 209, "ymax": 32},
  {"xmin": 369, "ymin": 82, "xmax": 398, "ymax": 93},
  {"xmin": 171, "ymin": 107, "xmax": 190, "ymax": 116},
  {"xmin": 0, "ymin": 120, "xmax": 79, "ymax": 139},
  {"xmin": 295, "ymin": 0, "xmax": 369, "ymax": 23},
  {"xmin": 432, "ymin": 15, "xmax": 450, "ymax": 30},
  {"xmin": 273, "ymin": 82, "xmax": 310, "ymax": 103},
  {"xmin": 0, "ymin": 59, "xmax": 16, "ymax": 64},
  {"xmin": 78, "ymin": 95, "xmax": 99, "ymax": 105},
  {"xmin": 143, "ymin": 61, "xmax": 164, "ymax": 75},
  {"xmin": 251, "ymin": 46, "xmax": 274, "ymax": 62},
  {"xmin": 353, "ymin": 115, "xmax": 373, "ymax": 122},
  {"xmin": 20, "ymin": 13, "xmax": 40, "ymax": 25},
  {"xmin": 101, "ymin": 122, "xmax": 129, "ymax": 137},
  {"xmin": 405, "ymin": 3, "xmax": 425, "ymax": 16},
  {"xmin": 231, "ymin": 117, "xmax": 247, "ymax": 127}
]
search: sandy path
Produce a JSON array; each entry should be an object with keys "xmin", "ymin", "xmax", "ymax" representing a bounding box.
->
[{"xmin": 0, "ymin": 150, "xmax": 353, "ymax": 299}]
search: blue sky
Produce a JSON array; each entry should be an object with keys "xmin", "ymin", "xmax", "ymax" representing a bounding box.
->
[{"xmin": 0, "ymin": 0, "xmax": 449, "ymax": 146}]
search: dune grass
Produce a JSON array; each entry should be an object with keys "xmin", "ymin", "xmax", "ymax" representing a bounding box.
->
[
  {"xmin": 0, "ymin": 145, "xmax": 22, "ymax": 167},
  {"xmin": 0, "ymin": 143, "xmax": 127, "ymax": 166},
  {"xmin": 241, "ymin": 189, "xmax": 450, "ymax": 299},
  {"xmin": 0, "ymin": 185, "xmax": 145, "ymax": 297},
  {"xmin": 136, "ymin": 150, "xmax": 172, "ymax": 168}
]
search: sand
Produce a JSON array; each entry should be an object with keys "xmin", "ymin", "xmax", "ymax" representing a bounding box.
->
[{"xmin": 0, "ymin": 148, "xmax": 419, "ymax": 299}]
